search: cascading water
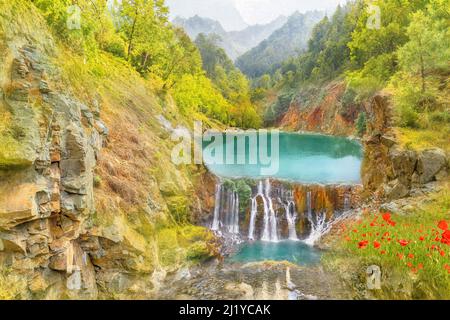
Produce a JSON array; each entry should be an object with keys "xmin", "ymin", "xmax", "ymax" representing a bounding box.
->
[
  {"xmin": 211, "ymin": 184, "xmax": 222, "ymax": 231},
  {"xmin": 248, "ymin": 198, "xmax": 257, "ymax": 240},
  {"xmin": 284, "ymin": 201, "xmax": 298, "ymax": 241},
  {"xmin": 303, "ymin": 190, "xmax": 331, "ymax": 245},
  {"xmin": 304, "ymin": 212, "xmax": 329, "ymax": 246},
  {"xmin": 210, "ymin": 184, "xmax": 240, "ymax": 238},
  {"xmin": 226, "ymin": 190, "xmax": 239, "ymax": 234},
  {"xmin": 210, "ymin": 180, "xmax": 356, "ymax": 246},
  {"xmin": 249, "ymin": 180, "xmax": 278, "ymax": 242},
  {"xmin": 265, "ymin": 180, "xmax": 279, "ymax": 242}
]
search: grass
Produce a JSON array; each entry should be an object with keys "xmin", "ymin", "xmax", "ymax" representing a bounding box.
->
[
  {"xmin": 156, "ymin": 225, "xmax": 218, "ymax": 270},
  {"xmin": 396, "ymin": 126, "xmax": 450, "ymax": 152},
  {"xmin": 324, "ymin": 184, "xmax": 450, "ymax": 299},
  {"xmin": 0, "ymin": 268, "xmax": 27, "ymax": 300}
]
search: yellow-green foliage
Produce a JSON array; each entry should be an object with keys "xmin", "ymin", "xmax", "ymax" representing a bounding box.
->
[
  {"xmin": 172, "ymin": 74, "xmax": 231, "ymax": 123},
  {"xmin": 0, "ymin": 268, "xmax": 27, "ymax": 300},
  {"xmin": 324, "ymin": 185, "xmax": 450, "ymax": 299},
  {"xmin": 396, "ymin": 127, "xmax": 450, "ymax": 152},
  {"xmin": 0, "ymin": 106, "xmax": 30, "ymax": 169},
  {"xmin": 157, "ymin": 225, "xmax": 217, "ymax": 269}
]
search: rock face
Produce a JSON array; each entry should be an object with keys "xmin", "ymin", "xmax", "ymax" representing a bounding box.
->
[
  {"xmin": 0, "ymin": 3, "xmax": 217, "ymax": 299},
  {"xmin": 361, "ymin": 94, "xmax": 449, "ymax": 203},
  {"xmin": 276, "ymin": 82, "xmax": 363, "ymax": 136},
  {"xmin": 0, "ymin": 42, "xmax": 106, "ymax": 298}
]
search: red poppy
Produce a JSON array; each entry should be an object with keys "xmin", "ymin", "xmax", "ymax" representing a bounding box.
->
[
  {"xmin": 397, "ymin": 253, "xmax": 404, "ymax": 260},
  {"xmin": 418, "ymin": 263, "xmax": 423, "ymax": 270},
  {"xmin": 358, "ymin": 240, "xmax": 369, "ymax": 249},
  {"xmin": 388, "ymin": 220, "xmax": 396, "ymax": 227},
  {"xmin": 407, "ymin": 262, "xmax": 413, "ymax": 267},
  {"xmin": 374, "ymin": 241, "xmax": 381, "ymax": 249},
  {"xmin": 398, "ymin": 239, "xmax": 409, "ymax": 247},
  {"xmin": 382, "ymin": 213, "xmax": 391, "ymax": 222},
  {"xmin": 408, "ymin": 253, "xmax": 414, "ymax": 259},
  {"xmin": 419, "ymin": 236, "xmax": 425, "ymax": 241},
  {"xmin": 440, "ymin": 250, "xmax": 446, "ymax": 257},
  {"xmin": 380, "ymin": 250, "xmax": 386, "ymax": 255},
  {"xmin": 438, "ymin": 220, "xmax": 448, "ymax": 231},
  {"xmin": 442, "ymin": 230, "xmax": 450, "ymax": 240}
]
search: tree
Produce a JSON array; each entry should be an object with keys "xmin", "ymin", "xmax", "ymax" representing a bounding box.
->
[
  {"xmin": 356, "ymin": 112, "xmax": 367, "ymax": 136},
  {"xmin": 397, "ymin": 11, "xmax": 449, "ymax": 94}
]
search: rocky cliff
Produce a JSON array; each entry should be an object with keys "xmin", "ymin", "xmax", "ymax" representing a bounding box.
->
[
  {"xmin": 361, "ymin": 94, "xmax": 449, "ymax": 209},
  {"xmin": 273, "ymin": 80, "xmax": 448, "ymax": 210},
  {"xmin": 0, "ymin": 2, "xmax": 217, "ymax": 299},
  {"xmin": 277, "ymin": 82, "xmax": 362, "ymax": 136}
]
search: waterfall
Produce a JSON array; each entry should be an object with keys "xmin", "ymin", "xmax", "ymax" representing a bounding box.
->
[
  {"xmin": 211, "ymin": 180, "xmax": 356, "ymax": 245},
  {"xmin": 260, "ymin": 180, "xmax": 278, "ymax": 242},
  {"xmin": 210, "ymin": 183, "xmax": 240, "ymax": 237},
  {"xmin": 304, "ymin": 212, "xmax": 329, "ymax": 246},
  {"xmin": 260, "ymin": 181, "xmax": 271, "ymax": 241},
  {"xmin": 304, "ymin": 190, "xmax": 329, "ymax": 245},
  {"xmin": 211, "ymin": 184, "xmax": 222, "ymax": 231},
  {"xmin": 284, "ymin": 201, "xmax": 298, "ymax": 241},
  {"xmin": 248, "ymin": 180, "xmax": 278, "ymax": 242},
  {"xmin": 226, "ymin": 191, "xmax": 240, "ymax": 234},
  {"xmin": 248, "ymin": 197, "xmax": 257, "ymax": 240},
  {"xmin": 266, "ymin": 180, "xmax": 278, "ymax": 242},
  {"xmin": 232, "ymin": 192, "xmax": 239, "ymax": 234}
]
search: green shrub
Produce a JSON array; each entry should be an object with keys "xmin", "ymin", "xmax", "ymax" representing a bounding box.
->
[{"xmin": 356, "ymin": 112, "xmax": 367, "ymax": 136}]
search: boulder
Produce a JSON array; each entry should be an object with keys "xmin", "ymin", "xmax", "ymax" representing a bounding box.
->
[
  {"xmin": 380, "ymin": 135, "xmax": 396, "ymax": 148},
  {"xmin": 383, "ymin": 179, "xmax": 410, "ymax": 201},
  {"xmin": 417, "ymin": 149, "xmax": 447, "ymax": 184},
  {"xmin": 389, "ymin": 149, "xmax": 417, "ymax": 185}
]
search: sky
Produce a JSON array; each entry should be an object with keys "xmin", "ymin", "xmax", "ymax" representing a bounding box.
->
[
  {"xmin": 166, "ymin": 0, "xmax": 349, "ymax": 29},
  {"xmin": 233, "ymin": 0, "xmax": 348, "ymax": 25}
]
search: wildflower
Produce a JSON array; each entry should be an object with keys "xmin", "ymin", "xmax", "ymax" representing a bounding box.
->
[
  {"xmin": 358, "ymin": 240, "xmax": 369, "ymax": 249},
  {"xmin": 398, "ymin": 239, "xmax": 409, "ymax": 247},
  {"xmin": 418, "ymin": 263, "xmax": 423, "ymax": 270},
  {"xmin": 397, "ymin": 253, "xmax": 404, "ymax": 260},
  {"xmin": 382, "ymin": 213, "xmax": 391, "ymax": 222},
  {"xmin": 440, "ymin": 250, "xmax": 446, "ymax": 257},
  {"xmin": 442, "ymin": 230, "xmax": 450, "ymax": 241},
  {"xmin": 419, "ymin": 236, "xmax": 425, "ymax": 241},
  {"xmin": 408, "ymin": 253, "xmax": 414, "ymax": 259},
  {"xmin": 374, "ymin": 241, "xmax": 381, "ymax": 249},
  {"xmin": 407, "ymin": 262, "xmax": 413, "ymax": 268},
  {"xmin": 380, "ymin": 250, "xmax": 386, "ymax": 255},
  {"xmin": 438, "ymin": 220, "xmax": 448, "ymax": 231}
]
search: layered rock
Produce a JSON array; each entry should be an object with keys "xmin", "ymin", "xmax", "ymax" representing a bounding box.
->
[
  {"xmin": 361, "ymin": 94, "xmax": 449, "ymax": 203},
  {"xmin": 277, "ymin": 82, "xmax": 362, "ymax": 136},
  {"xmin": 0, "ymin": 3, "xmax": 217, "ymax": 299},
  {"xmin": 0, "ymin": 42, "xmax": 107, "ymax": 298}
]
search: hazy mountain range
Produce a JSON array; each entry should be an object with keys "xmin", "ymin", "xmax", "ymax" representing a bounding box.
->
[
  {"xmin": 166, "ymin": 0, "xmax": 249, "ymax": 31},
  {"xmin": 174, "ymin": 15, "xmax": 288, "ymax": 60},
  {"xmin": 236, "ymin": 11, "xmax": 325, "ymax": 77}
]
